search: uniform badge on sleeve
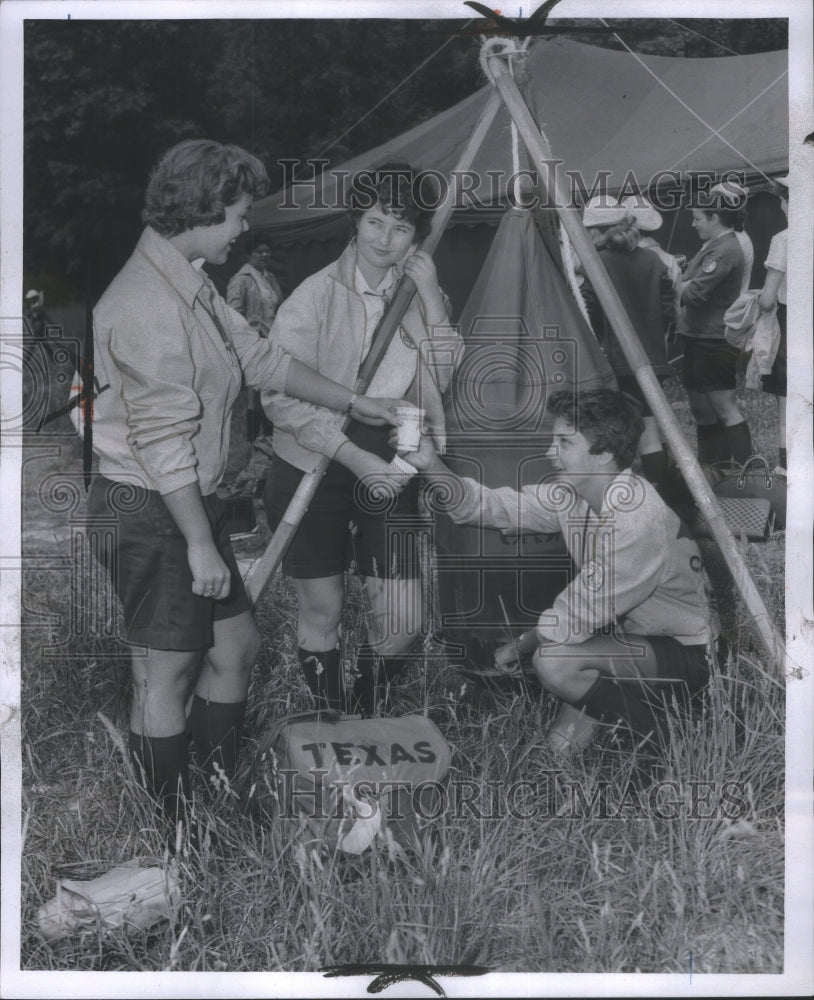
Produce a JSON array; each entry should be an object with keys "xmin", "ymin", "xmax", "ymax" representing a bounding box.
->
[
  {"xmin": 702, "ymin": 258, "xmax": 718, "ymax": 274},
  {"xmin": 583, "ymin": 559, "xmax": 605, "ymax": 591}
]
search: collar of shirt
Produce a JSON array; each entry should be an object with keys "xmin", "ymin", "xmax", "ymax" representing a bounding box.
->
[
  {"xmin": 355, "ymin": 264, "xmax": 398, "ymax": 358},
  {"xmin": 137, "ymin": 226, "xmax": 206, "ymax": 310},
  {"xmin": 700, "ymin": 231, "xmax": 733, "ymax": 253}
]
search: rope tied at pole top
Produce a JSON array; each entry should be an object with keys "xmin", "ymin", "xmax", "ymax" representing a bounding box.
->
[
  {"xmin": 477, "ymin": 36, "xmax": 529, "ymax": 82},
  {"xmin": 479, "ymin": 36, "xmax": 592, "ymax": 326},
  {"xmin": 479, "ymin": 37, "xmax": 529, "ymax": 196}
]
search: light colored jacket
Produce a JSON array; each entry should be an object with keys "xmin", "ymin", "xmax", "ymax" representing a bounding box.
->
[
  {"xmin": 449, "ymin": 471, "xmax": 717, "ymax": 647},
  {"xmin": 226, "ymin": 263, "xmax": 283, "ymax": 336},
  {"xmin": 264, "ymin": 241, "xmax": 463, "ymax": 473},
  {"xmin": 92, "ymin": 227, "xmax": 291, "ymax": 495}
]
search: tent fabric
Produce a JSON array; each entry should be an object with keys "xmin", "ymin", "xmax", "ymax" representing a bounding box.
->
[
  {"xmin": 434, "ymin": 207, "xmax": 617, "ymax": 663},
  {"xmin": 251, "ymin": 37, "xmax": 788, "ymax": 240}
]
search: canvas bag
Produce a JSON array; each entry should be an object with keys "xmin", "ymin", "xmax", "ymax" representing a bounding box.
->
[{"xmin": 247, "ymin": 711, "xmax": 452, "ymax": 854}]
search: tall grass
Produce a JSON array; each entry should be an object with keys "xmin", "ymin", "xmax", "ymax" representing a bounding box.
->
[{"xmin": 19, "ymin": 378, "xmax": 786, "ymax": 973}]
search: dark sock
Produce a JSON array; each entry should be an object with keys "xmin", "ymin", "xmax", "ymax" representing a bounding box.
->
[
  {"xmin": 570, "ymin": 675, "xmax": 669, "ymax": 750},
  {"xmin": 724, "ymin": 421, "xmax": 753, "ymax": 466},
  {"xmin": 696, "ymin": 423, "xmax": 719, "ymax": 465},
  {"xmin": 779, "ymin": 447, "xmax": 787, "ymax": 469},
  {"xmin": 128, "ymin": 730, "xmax": 190, "ymax": 829},
  {"xmin": 189, "ymin": 695, "xmax": 247, "ymax": 794},
  {"xmin": 297, "ymin": 646, "xmax": 344, "ymax": 712},
  {"xmin": 640, "ymin": 448, "xmax": 668, "ymax": 486},
  {"xmin": 349, "ymin": 645, "xmax": 408, "ymax": 717}
]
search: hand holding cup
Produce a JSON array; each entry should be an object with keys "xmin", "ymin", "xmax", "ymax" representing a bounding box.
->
[{"xmin": 394, "ymin": 404, "xmax": 425, "ymax": 454}]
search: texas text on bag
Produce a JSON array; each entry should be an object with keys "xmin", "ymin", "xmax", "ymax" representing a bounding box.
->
[{"xmin": 242, "ymin": 711, "xmax": 452, "ymax": 854}]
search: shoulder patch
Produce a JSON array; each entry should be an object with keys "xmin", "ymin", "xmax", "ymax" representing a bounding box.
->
[
  {"xmin": 701, "ymin": 258, "xmax": 717, "ymax": 274},
  {"xmin": 582, "ymin": 559, "xmax": 605, "ymax": 592}
]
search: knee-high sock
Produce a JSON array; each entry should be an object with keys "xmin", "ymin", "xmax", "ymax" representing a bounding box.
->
[
  {"xmin": 696, "ymin": 422, "xmax": 720, "ymax": 465},
  {"xmin": 189, "ymin": 695, "xmax": 247, "ymax": 791},
  {"xmin": 128, "ymin": 730, "xmax": 190, "ymax": 827},
  {"xmin": 298, "ymin": 646, "xmax": 344, "ymax": 712},
  {"xmin": 723, "ymin": 421, "xmax": 753, "ymax": 466}
]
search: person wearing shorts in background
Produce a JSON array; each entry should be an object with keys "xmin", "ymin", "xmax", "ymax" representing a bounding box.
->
[
  {"xmin": 679, "ymin": 188, "xmax": 752, "ymax": 467},
  {"xmin": 263, "ymin": 163, "xmax": 461, "ymax": 717},
  {"xmin": 400, "ymin": 389, "xmax": 718, "ymax": 755},
  {"xmin": 758, "ymin": 175, "xmax": 789, "ymax": 471},
  {"xmin": 86, "ymin": 139, "xmax": 400, "ymax": 847}
]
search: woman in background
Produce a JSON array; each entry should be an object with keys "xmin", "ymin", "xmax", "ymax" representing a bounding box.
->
[
  {"xmin": 579, "ymin": 197, "xmax": 675, "ymax": 493},
  {"xmin": 678, "ymin": 190, "xmax": 751, "ymax": 467},
  {"xmin": 758, "ymin": 175, "xmax": 789, "ymax": 470}
]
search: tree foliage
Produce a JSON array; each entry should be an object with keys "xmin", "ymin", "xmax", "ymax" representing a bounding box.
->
[{"xmin": 23, "ymin": 16, "xmax": 787, "ymax": 300}]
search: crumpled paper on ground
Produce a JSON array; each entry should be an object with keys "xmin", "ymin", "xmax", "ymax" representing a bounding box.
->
[{"xmin": 38, "ymin": 865, "xmax": 180, "ymax": 941}]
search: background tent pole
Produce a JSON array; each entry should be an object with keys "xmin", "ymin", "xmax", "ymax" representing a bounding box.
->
[
  {"xmin": 486, "ymin": 52, "xmax": 785, "ymax": 674},
  {"xmin": 246, "ymin": 88, "xmax": 504, "ymax": 606}
]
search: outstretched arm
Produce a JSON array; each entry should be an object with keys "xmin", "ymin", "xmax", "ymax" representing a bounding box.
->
[{"xmin": 283, "ymin": 359, "xmax": 400, "ymax": 426}]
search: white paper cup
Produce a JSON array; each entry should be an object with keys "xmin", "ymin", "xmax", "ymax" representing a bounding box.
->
[{"xmin": 395, "ymin": 406, "xmax": 424, "ymax": 453}]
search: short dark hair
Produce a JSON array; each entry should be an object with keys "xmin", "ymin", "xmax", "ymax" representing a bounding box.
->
[
  {"xmin": 698, "ymin": 204, "xmax": 742, "ymax": 230},
  {"xmin": 547, "ymin": 389, "xmax": 644, "ymax": 469},
  {"xmin": 142, "ymin": 139, "xmax": 269, "ymax": 237},
  {"xmin": 349, "ymin": 162, "xmax": 435, "ymax": 243}
]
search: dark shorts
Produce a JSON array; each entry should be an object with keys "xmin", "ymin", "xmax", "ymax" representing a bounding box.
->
[
  {"xmin": 682, "ymin": 337, "xmax": 740, "ymax": 393},
  {"xmin": 614, "ymin": 374, "xmax": 670, "ymax": 419},
  {"xmin": 264, "ymin": 425, "xmax": 423, "ymax": 581},
  {"xmin": 761, "ymin": 302, "xmax": 787, "ymax": 397},
  {"xmin": 572, "ymin": 634, "xmax": 712, "ymax": 748},
  {"xmin": 86, "ymin": 477, "xmax": 251, "ymax": 651}
]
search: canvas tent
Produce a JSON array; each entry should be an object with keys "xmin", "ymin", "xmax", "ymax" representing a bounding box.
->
[
  {"xmin": 247, "ymin": 35, "xmax": 788, "ymax": 663},
  {"xmin": 249, "ymin": 36, "xmax": 788, "ymax": 308}
]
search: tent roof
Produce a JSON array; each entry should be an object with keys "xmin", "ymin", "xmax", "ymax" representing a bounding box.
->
[{"xmin": 251, "ymin": 36, "xmax": 787, "ymax": 240}]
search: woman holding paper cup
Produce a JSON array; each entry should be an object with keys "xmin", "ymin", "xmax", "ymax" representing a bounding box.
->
[{"xmin": 263, "ymin": 163, "xmax": 460, "ymax": 716}]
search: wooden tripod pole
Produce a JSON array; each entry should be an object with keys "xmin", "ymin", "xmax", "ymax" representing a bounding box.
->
[
  {"xmin": 486, "ymin": 52, "xmax": 785, "ymax": 673},
  {"xmin": 246, "ymin": 89, "xmax": 504, "ymax": 605}
]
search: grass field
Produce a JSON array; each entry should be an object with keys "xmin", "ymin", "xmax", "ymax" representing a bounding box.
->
[{"xmin": 17, "ymin": 365, "xmax": 787, "ymax": 975}]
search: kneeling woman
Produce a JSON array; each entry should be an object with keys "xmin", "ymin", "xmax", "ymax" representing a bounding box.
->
[
  {"xmin": 87, "ymin": 140, "xmax": 400, "ymax": 844},
  {"xmin": 263, "ymin": 164, "xmax": 461, "ymax": 716}
]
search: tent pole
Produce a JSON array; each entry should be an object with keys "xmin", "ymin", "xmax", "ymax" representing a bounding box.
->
[
  {"xmin": 486, "ymin": 52, "xmax": 785, "ymax": 674},
  {"xmin": 246, "ymin": 89, "xmax": 504, "ymax": 606}
]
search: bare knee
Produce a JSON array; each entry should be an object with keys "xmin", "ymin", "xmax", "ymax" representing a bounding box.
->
[
  {"xmin": 533, "ymin": 650, "xmax": 594, "ymax": 701},
  {"xmin": 205, "ymin": 614, "xmax": 261, "ymax": 681},
  {"xmin": 295, "ymin": 577, "xmax": 343, "ymax": 648}
]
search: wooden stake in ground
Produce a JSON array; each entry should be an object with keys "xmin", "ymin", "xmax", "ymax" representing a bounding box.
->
[
  {"xmin": 246, "ymin": 89, "xmax": 504, "ymax": 606},
  {"xmin": 485, "ymin": 48, "xmax": 785, "ymax": 673}
]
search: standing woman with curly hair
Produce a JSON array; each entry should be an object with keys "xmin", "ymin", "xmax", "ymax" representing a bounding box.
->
[
  {"xmin": 579, "ymin": 197, "xmax": 676, "ymax": 493},
  {"xmin": 86, "ymin": 140, "xmax": 400, "ymax": 847}
]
